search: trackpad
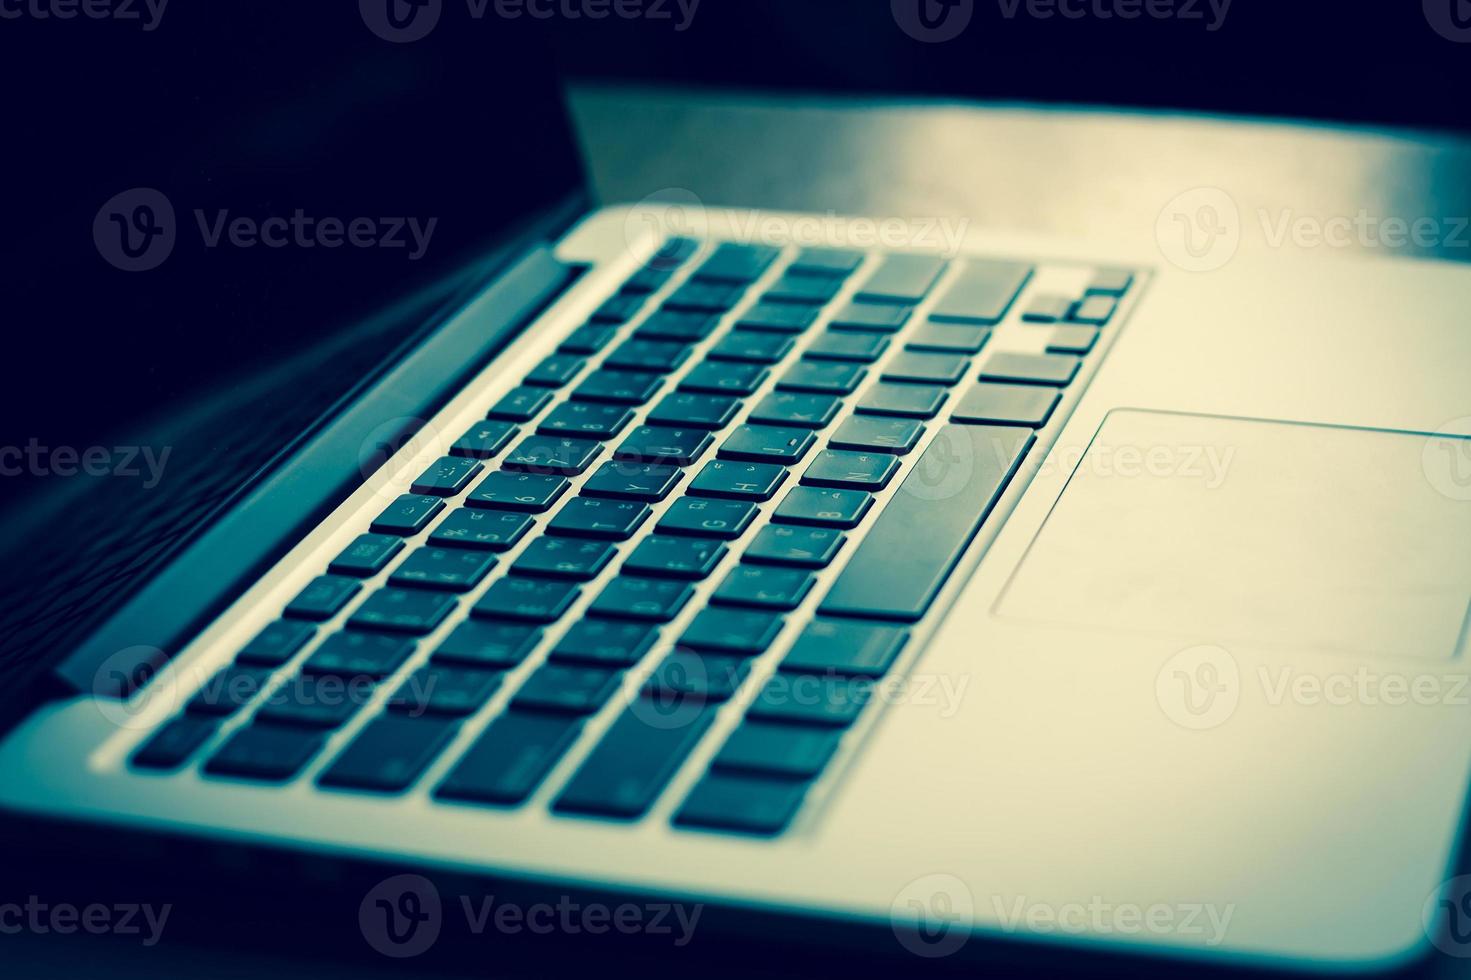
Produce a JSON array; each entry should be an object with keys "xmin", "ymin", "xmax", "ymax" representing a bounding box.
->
[{"xmin": 998, "ymin": 411, "xmax": 1471, "ymax": 660}]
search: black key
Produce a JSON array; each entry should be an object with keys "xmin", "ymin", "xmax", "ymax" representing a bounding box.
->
[
  {"xmin": 513, "ymin": 664, "xmax": 624, "ymax": 715},
  {"xmin": 437, "ymin": 710, "xmax": 584, "ymax": 805},
  {"xmin": 554, "ymin": 704, "xmax": 717, "ymax": 819},
  {"xmin": 882, "ymin": 350, "xmax": 970, "ymax": 386},
  {"xmin": 980, "ymin": 351, "xmax": 1080, "ymax": 387},
  {"xmin": 789, "ymin": 247, "xmax": 863, "ymax": 277},
  {"xmin": 258, "ymin": 673, "xmax": 375, "ymax": 728},
  {"xmin": 712, "ymin": 565, "xmax": 815, "ymax": 611},
  {"xmin": 238, "ymin": 620, "xmax": 316, "ymax": 667},
  {"xmin": 573, "ymin": 369, "xmax": 663, "ymax": 405},
  {"xmin": 466, "ymin": 471, "xmax": 568, "ymax": 512},
  {"xmin": 537, "ymin": 401, "xmax": 634, "ymax": 440},
  {"xmin": 589, "ymin": 576, "xmax": 695, "ymax": 622},
  {"xmin": 773, "ymin": 487, "xmax": 873, "ymax": 528},
  {"xmin": 303, "ymin": 630, "xmax": 416, "ymax": 678},
  {"xmin": 688, "ymin": 460, "xmax": 787, "ymax": 501},
  {"xmin": 644, "ymin": 652, "xmax": 751, "ymax": 701},
  {"xmin": 856, "ymin": 254, "xmax": 948, "ymax": 304},
  {"xmin": 187, "ymin": 665, "xmax": 272, "ymax": 717},
  {"xmin": 451, "ymin": 419, "xmax": 519, "ymax": 459},
  {"xmin": 429, "ymin": 508, "xmax": 534, "ymax": 551},
  {"xmin": 801, "ymin": 450, "xmax": 900, "ymax": 490},
  {"xmin": 665, "ymin": 281, "xmax": 745, "ymax": 312},
  {"xmin": 348, "ymin": 588, "xmax": 458, "ymax": 634},
  {"xmin": 512, "ymin": 538, "xmax": 616, "ymax": 581},
  {"xmin": 856, "ymin": 383, "xmax": 948, "ymax": 419},
  {"xmin": 708, "ymin": 330, "xmax": 794, "ymax": 364},
  {"xmin": 777, "ymin": 360, "xmax": 866, "ymax": 394},
  {"xmin": 745, "ymin": 525, "xmax": 845, "ymax": 568},
  {"xmin": 764, "ymin": 273, "xmax": 843, "ymax": 305},
  {"xmin": 411, "ymin": 456, "xmax": 482, "ymax": 496},
  {"xmin": 389, "ymin": 665, "xmax": 503, "ymax": 717},
  {"xmin": 908, "ymin": 322, "xmax": 992, "ymax": 353},
  {"xmin": 614, "ymin": 425, "xmax": 713, "ymax": 465},
  {"xmin": 503, "ymin": 435, "xmax": 603, "ymax": 475},
  {"xmin": 605, "ymin": 338, "xmax": 691, "ymax": 374},
  {"xmin": 929, "ymin": 260, "xmax": 1032, "ymax": 324},
  {"xmin": 559, "ymin": 324, "xmax": 618, "ymax": 355},
  {"xmin": 828, "ymin": 415, "xmax": 924, "ymax": 455},
  {"xmin": 624, "ymin": 535, "xmax": 727, "ymax": 580},
  {"xmin": 1046, "ymin": 325, "xmax": 1099, "ymax": 355},
  {"xmin": 284, "ymin": 575, "xmax": 361, "ymax": 621},
  {"xmin": 829, "ymin": 301, "xmax": 910, "ymax": 333},
  {"xmin": 132, "ymin": 716, "xmax": 216, "ymax": 770},
  {"xmin": 1021, "ymin": 293, "xmax": 1072, "ymax": 323},
  {"xmin": 656, "ymin": 497, "xmax": 758, "ymax": 539},
  {"xmin": 749, "ymin": 673, "xmax": 871, "ymax": 727},
  {"xmin": 648, "ymin": 236, "xmax": 699, "ymax": 269},
  {"xmin": 204, "ymin": 723, "xmax": 325, "ymax": 782},
  {"xmin": 646, "ymin": 392, "xmax": 740, "ymax": 430},
  {"xmin": 435, "ymin": 620, "xmax": 542, "ymax": 667},
  {"xmin": 372, "ymin": 494, "xmax": 447, "ymax": 535},
  {"xmin": 746, "ymin": 391, "xmax": 840, "ymax": 429},
  {"xmin": 487, "ymin": 386, "xmax": 554, "ymax": 422},
  {"xmin": 781, "ymin": 620, "xmax": 909, "ymax": 677},
  {"xmin": 719, "ymin": 424, "xmax": 816, "ymax": 464},
  {"xmin": 551, "ymin": 619, "xmax": 660, "ymax": 666},
  {"xmin": 621, "ymin": 265, "xmax": 675, "ymax": 295},
  {"xmin": 473, "ymin": 577, "xmax": 580, "ymax": 623},
  {"xmin": 636, "ymin": 310, "xmax": 720, "ymax": 342},
  {"xmin": 737, "ymin": 302, "xmax": 819, "ymax": 333},
  {"xmin": 319, "ymin": 715, "xmax": 459, "ymax": 793},
  {"xmin": 547, "ymin": 498, "xmax": 650, "ymax": 540},
  {"xmin": 1069, "ymin": 294, "xmax": 1118, "ymax": 325},
  {"xmin": 1087, "ymin": 268, "xmax": 1134, "ymax": 296},
  {"xmin": 581, "ymin": 461, "xmax": 682, "ymax": 501},
  {"xmin": 952, "ymin": 382, "xmax": 1061, "ymax": 427},
  {"xmin": 675, "ymin": 774, "xmax": 809, "ymax": 836},
  {"xmin": 805, "ymin": 331, "xmax": 889, "ymax": 363},
  {"xmin": 525, "ymin": 353, "xmax": 586, "ymax": 388},
  {"xmin": 712, "ymin": 721, "xmax": 842, "ymax": 779},
  {"xmin": 680, "ymin": 361, "xmax": 769, "ymax": 396},
  {"xmin": 390, "ymin": 546, "xmax": 498, "ymax": 592},
  {"xmin": 680, "ymin": 607, "xmax": 784, "ymax": 656},
  {"xmin": 821, "ymin": 424, "xmax": 1033, "ymax": 620},
  {"xmin": 693, "ymin": 243, "xmax": 780, "ymax": 283},
  {"xmin": 591, "ymin": 292, "xmax": 645, "ymax": 323}
]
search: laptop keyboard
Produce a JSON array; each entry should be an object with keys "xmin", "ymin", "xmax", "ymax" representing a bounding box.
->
[{"xmin": 132, "ymin": 237, "xmax": 1137, "ymax": 836}]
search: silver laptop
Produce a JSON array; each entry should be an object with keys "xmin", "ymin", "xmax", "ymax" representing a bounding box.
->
[{"xmin": 3, "ymin": 6, "xmax": 1470, "ymax": 975}]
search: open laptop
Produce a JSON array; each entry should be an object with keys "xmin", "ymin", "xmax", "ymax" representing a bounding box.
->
[{"xmin": 3, "ymin": 5, "xmax": 1470, "ymax": 975}]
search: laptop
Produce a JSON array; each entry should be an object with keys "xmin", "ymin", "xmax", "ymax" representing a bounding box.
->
[{"xmin": 3, "ymin": 5, "xmax": 1470, "ymax": 975}]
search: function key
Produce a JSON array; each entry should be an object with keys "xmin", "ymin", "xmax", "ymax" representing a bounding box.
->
[
  {"xmin": 348, "ymin": 587, "xmax": 458, "ymax": 634},
  {"xmin": 472, "ymin": 576, "xmax": 581, "ymax": 623},
  {"xmin": 1046, "ymin": 325, "xmax": 1099, "ymax": 355},
  {"xmin": 451, "ymin": 419, "xmax": 518, "ymax": 459},
  {"xmin": 389, "ymin": 665, "xmax": 504, "ymax": 716},
  {"xmin": 284, "ymin": 575, "xmax": 361, "ymax": 621},
  {"xmin": 855, "ymin": 383, "xmax": 948, "ymax": 419},
  {"xmin": 675, "ymin": 774, "xmax": 809, "ymax": 836},
  {"xmin": 980, "ymin": 351, "xmax": 1081, "ymax": 387},
  {"xmin": 763, "ymin": 274, "xmax": 844, "ymax": 306},
  {"xmin": 789, "ymin": 247, "xmax": 864, "ymax": 277},
  {"xmin": 718, "ymin": 424, "xmax": 816, "ymax": 465},
  {"xmin": 827, "ymin": 415, "xmax": 924, "ymax": 455},
  {"xmin": 572, "ymin": 369, "xmax": 663, "ymax": 406},
  {"xmin": 614, "ymin": 425, "xmax": 714, "ymax": 466},
  {"xmin": 371, "ymin": 493, "xmax": 445, "ymax": 536},
  {"xmin": 744, "ymin": 525, "xmax": 845, "ymax": 568},
  {"xmin": 737, "ymin": 303, "xmax": 820, "ymax": 333},
  {"xmin": 746, "ymin": 391, "xmax": 840, "ymax": 429},
  {"xmin": 801, "ymin": 450, "xmax": 900, "ymax": 491},
  {"xmin": 525, "ymin": 354, "xmax": 586, "ymax": 388},
  {"xmin": 319, "ymin": 714, "xmax": 459, "ymax": 793},
  {"xmin": 907, "ymin": 322, "xmax": 991, "ymax": 353},
  {"xmin": 503, "ymin": 435, "xmax": 603, "ymax": 475},
  {"xmin": 410, "ymin": 456, "xmax": 483, "ymax": 496},
  {"xmin": 805, "ymin": 330, "xmax": 889, "ymax": 363},
  {"xmin": 928, "ymin": 260, "xmax": 1032, "ymax": 325},
  {"xmin": 708, "ymin": 330, "xmax": 795, "ymax": 364},
  {"xmin": 546, "ymin": 498, "xmax": 651, "ymax": 540},
  {"xmin": 656, "ymin": 497, "xmax": 758, "ymax": 539},
  {"xmin": 829, "ymin": 301, "xmax": 910, "ymax": 333},
  {"xmin": 856, "ymin": 254, "xmax": 948, "ymax": 304},
  {"xmin": 605, "ymin": 339, "xmax": 692, "ymax": 374},
  {"xmin": 636, "ymin": 310, "xmax": 721, "ymax": 342},
  {"xmin": 434, "ymin": 620, "xmax": 542, "ymax": 668},
  {"xmin": 429, "ymin": 507, "xmax": 534, "ymax": 551},
  {"xmin": 466, "ymin": 471, "xmax": 569, "ymax": 512},
  {"xmin": 389, "ymin": 546, "xmax": 498, "ymax": 592},
  {"xmin": 680, "ymin": 361, "xmax": 769, "ymax": 396},
  {"xmin": 1021, "ymin": 293, "xmax": 1073, "ymax": 324},
  {"xmin": 645, "ymin": 391, "xmax": 740, "ymax": 430},
  {"xmin": 777, "ymin": 360, "xmax": 866, "ymax": 395},
  {"xmin": 665, "ymin": 281, "xmax": 745, "ymax": 312},
  {"xmin": 204, "ymin": 724, "xmax": 325, "ymax": 782},
  {"xmin": 437, "ymin": 710, "xmax": 584, "ymax": 806},
  {"xmin": 693, "ymin": 243, "xmax": 781, "ymax": 283},
  {"xmin": 537, "ymin": 401, "xmax": 634, "ymax": 440},
  {"xmin": 303, "ymin": 630, "xmax": 416, "ymax": 678},
  {"xmin": 881, "ymin": 350, "xmax": 970, "ymax": 386},
  {"xmin": 487, "ymin": 386, "xmax": 554, "ymax": 422},
  {"xmin": 559, "ymin": 324, "xmax": 619, "ymax": 355},
  {"xmin": 1069, "ymin": 294, "xmax": 1117, "ymax": 326},
  {"xmin": 711, "ymin": 565, "xmax": 815, "ymax": 611},
  {"xmin": 238, "ymin": 620, "xmax": 316, "ymax": 667},
  {"xmin": 329, "ymin": 533, "xmax": 405, "ymax": 577},
  {"xmin": 772, "ymin": 486, "xmax": 874, "ymax": 528},
  {"xmin": 688, "ymin": 460, "xmax": 787, "ymax": 501},
  {"xmin": 581, "ymin": 461, "xmax": 683, "ymax": 502},
  {"xmin": 589, "ymin": 576, "xmax": 695, "ymax": 622},
  {"xmin": 512, "ymin": 538, "xmax": 617, "ymax": 581},
  {"xmin": 132, "ymin": 716, "xmax": 217, "ymax": 771},
  {"xmin": 590, "ymin": 293, "xmax": 645, "ymax": 324},
  {"xmin": 1086, "ymin": 268, "xmax": 1134, "ymax": 296}
]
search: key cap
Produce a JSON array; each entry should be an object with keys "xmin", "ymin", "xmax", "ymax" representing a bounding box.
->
[
  {"xmin": 764, "ymin": 274, "xmax": 843, "ymax": 305},
  {"xmin": 1086, "ymin": 268, "xmax": 1134, "ymax": 296},
  {"xmin": 693, "ymin": 242, "xmax": 780, "ymax": 283},
  {"xmin": 551, "ymin": 619, "xmax": 660, "ymax": 667},
  {"xmin": 132, "ymin": 716, "xmax": 216, "ymax": 770},
  {"xmin": 589, "ymin": 576, "xmax": 694, "ymax": 621},
  {"xmin": 546, "ymin": 498, "xmax": 650, "ymax": 540},
  {"xmin": 665, "ymin": 281, "xmax": 745, "ymax": 312},
  {"xmin": 411, "ymin": 456, "xmax": 482, "ymax": 496},
  {"xmin": 187, "ymin": 666, "xmax": 273, "ymax": 717},
  {"xmin": 624, "ymin": 535, "xmax": 728, "ymax": 580},
  {"xmin": 622, "ymin": 265, "xmax": 674, "ymax": 295},
  {"xmin": 636, "ymin": 310, "xmax": 721, "ymax": 342},
  {"xmin": 789, "ymin": 247, "xmax": 864, "ymax": 277},
  {"xmin": 605, "ymin": 339, "xmax": 691, "ymax": 374},
  {"xmin": 680, "ymin": 361, "xmax": 769, "ymax": 396},
  {"xmin": 473, "ymin": 576, "xmax": 580, "ymax": 623},
  {"xmin": 801, "ymin": 450, "xmax": 900, "ymax": 490},
  {"xmin": 952, "ymin": 382, "xmax": 1060, "ymax": 427},
  {"xmin": 1021, "ymin": 293, "xmax": 1072, "ymax": 323},
  {"xmin": 238, "ymin": 620, "xmax": 316, "ymax": 667},
  {"xmin": 708, "ymin": 330, "xmax": 795, "ymax": 364},
  {"xmin": 614, "ymin": 425, "xmax": 713, "ymax": 465},
  {"xmin": 537, "ymin": 402, "xmax": 634, "ymax": 440},
  {"xmin": 348, "ymin": 588, "xmax": 458, "ymax": 634},
  {"xmin": 746, "ymin": 391, "xmax": 840, "ymax": 429},
  {"xmin": 980, "ymin": 351, "xmax": 1080, "ymax": 387},
  {"xmin": 645, "ymin": 392, "xmax": 740, "ymax": 430},
  {"xmin": 513, "ymin": 664, "xmax": 624, "ymax": 715},
  {"xmin": 647, "ymin": 236, "xmax": 699, "ymax": 270},
  {"xmin": 680, "ymin": 607, "xmax": 784, "ymax": 656},
  {"xmin": 656, "ymin": 497, "xmax": 758, "ymax": 539},
  {"xmin": 319, "ymin": 714, "xmax": 458, "ymax": 793},
  {"xmin": 525, "ymin": 354, "xmax": 585, "ymax": 388},
  {"xmin": 503, "ymin": 435, "xmax": 603, "ymax": 475},
  {"xmin": 303, "ymin": 630, "xmax": 416, "ymax": 678},
  {"xmin": 434, "ymin": 620, "xmax": 542, "ymax": 667},
  {"xmin": 429, "ymin": 507, "xmax": 534, "ymax": 551},
  {"xmin": 907, "ymin": 322, "xmax": 991, "ymax": 353},
  {"xmin": 805, "ymin": 331, "xmax": 889, "ymax": 363},
  {"xmin": 258, "ymin": 673, "xmax": 376, "ymax": 728},
  {"xmin": 487, "ymin": 386, "xmax": 554, "ymax": 422},
  {"xmin": 712, "ymin": 565, "xmax": 815, "ymax": 611},
  {"xmin": 781, "ymin": 620, "xmax": 909, "ymax": 676},
  {"xmin": 882, "ymin": 350, "xmax": 970, "ymax": 386},
  {"xmin": 205, "ymin": 724, "xmax": 325, "ymax": 782},
  {"xmin": 830, "ymin": 301, "xmax": 911, "ymax": 332},
  {"xmin": 644, "ymin": 652, "xmax": 752, "ymax": 701},
  {"xmin": 749, "ymin": 673, "xmax": 872, "ymax": 727},
  {"xmin": 573, "ymin": 370, "xmax": 663, "ymax": 407},
  {"xmin": 778, "ymin": 360, "xmax": 866, "ymax": 394},
  {"xmin": 773, "ymin": 487, "xmax": 873, "ymax": 528},
  {"xmin": 675, "ymin": 774, "xmax": 810, "ymax": 836},
  {"xmin": 437, "ymin": 710, "xmax": 584, "ymax": 805},
  {"xmin": 581, "ymin": 461, "xmax": 682, "ymax": 501},
  {"xmin": 745, "ymin": 525, "xmax": 845, "ymax": 568},
  {"xmin": 712, "ymin": 721, "xmax": 842, "ymax": 779},
  {"xmin": 371, "ymin": 494, "xmax": 446, "ymax": 536},
  {"xmin": 689, "ymin": 460, "xmax": 787, "ymax": 500},
  {"xmin": 1046, "ymin": 324, "xmax": 1099, "ymax": 354},
  {"xmin": 284, "ymin": 575, "xmax": 361, "ymax": 621},
  {"xmin": 737, "ymin": 302, "xmax": 819, "ymax": 333},
  {"xmin": 512, "ymin": 537, "xmax": 616, "ymax": 580},
  {"xmin": 451, "ymin": 420, "xmax": 519, "ymax": 459},
  {"xmin": 330, "ymin": 533, "xmax": 405, "ymax": 577},
  {"xmin": 1069, "ymin": 294, "xmax": 1117, "ymax": 325},
  {"xmin": 466, "ymin": 471, "xmax": 568, "ymax": 512},
  {"xmin": 719, "ymin": 424, "xmax": 816, "ymax": 464},
  {"xmin": 390, "ymin": 546, "xmax": 498, "ymax": 592},
  {"xmin": 855, "ymin": 383, "xmax": 948, "ymax": 419},
  {"xmin": 591, "ymin": 292, "xmax": 644, "ymax": 324},
  {"xmin": 821, "ymin": 424, "xmax": 1033, "ymax": 620},
  {"xmin": 554, "ymin": 704, "xmax": 718, "ymax": 819},
  {"xmin": 559, "ymin": 324, "xmax": 618, "ymax": 355},
  {"xmin": 389, "ymin": 665, "xmax": 503, "ymax": 717},
  {"xmin": 828, "ymin": 415, "xmax": 923, "ymax": 455},
  {"xmin": 929, "ymin": 260, "xmax": 1032, "ymax": 324},
  {"xmin": 856, "ymin": 254, "xmax": 948, "ymax": 304}
]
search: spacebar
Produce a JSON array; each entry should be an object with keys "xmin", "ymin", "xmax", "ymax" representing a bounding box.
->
[{"xmin": 820, "ymin": 424, "xmax": 1034, "ymax": 622}]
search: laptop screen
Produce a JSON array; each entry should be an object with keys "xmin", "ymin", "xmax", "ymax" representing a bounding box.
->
[{"xmin": 0, "ymin": 6, "xmax": 586, "ymax": 689}]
